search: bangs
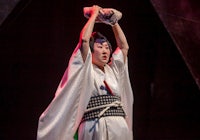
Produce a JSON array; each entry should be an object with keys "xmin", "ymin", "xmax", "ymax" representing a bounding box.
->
[{"xmin": 95, "ymin": 38, "xmax": 107, "ymax": 44}]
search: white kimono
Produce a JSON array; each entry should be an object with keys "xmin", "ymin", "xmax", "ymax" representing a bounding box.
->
[{"xmin": 37, "ymin": 44, "xmax": 134, "ymax": 140}]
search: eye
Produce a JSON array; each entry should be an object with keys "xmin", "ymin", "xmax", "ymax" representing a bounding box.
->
[
  {"xmin": 103, "ymin": 44, "xmax": 109, "ymax": 50},
  {"xmin": 97, "ymin": 45, "xmax": 103, "ymax": 48},
  {"xmin": 105, "ymin": 46, "xmax": 109, "ymax": 50}
]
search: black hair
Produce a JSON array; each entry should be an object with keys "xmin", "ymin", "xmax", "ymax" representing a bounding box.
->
[{"xmin": 89, "ymin": 32, "xmax": 112, "ymax": 53}]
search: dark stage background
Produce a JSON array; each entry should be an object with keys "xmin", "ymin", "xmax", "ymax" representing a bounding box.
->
[{"xmin": 1, "ymin": 0, "xmax": 200, "ymax": 140}]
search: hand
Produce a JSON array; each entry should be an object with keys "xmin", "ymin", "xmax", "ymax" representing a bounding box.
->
[
  {"xmin": 83, "ymin": 5, "xmax": 102, "ymax": 19},
  {"xmin": 83, "ymin": 6, "xmax": 122, "ymax": 26},
  {"xmin": 98, "ymin": 8, "xmax": 122, "ymax": 26}
]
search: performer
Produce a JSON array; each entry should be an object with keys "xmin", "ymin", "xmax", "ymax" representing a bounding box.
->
[{"xmin": 37, "ymin": 5, "xmax": 133, "ymax": 140}]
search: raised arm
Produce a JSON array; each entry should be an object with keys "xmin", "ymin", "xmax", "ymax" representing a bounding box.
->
[
  {"xmin": 112, "ymin": 23, "xmax": 129, "ymax": 63},
  {"xmin": 79, "ymin": 5, "xmax": 102, "ymax": 62}
]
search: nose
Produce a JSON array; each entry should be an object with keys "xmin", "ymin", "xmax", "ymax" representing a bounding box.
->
[
  {"xmin": 102, "ymin": 47, "xmax": 109, "ymax": 54},
  {"xmin": 102, "ymin": 48, "xmax": 107, "ymax": 53}
]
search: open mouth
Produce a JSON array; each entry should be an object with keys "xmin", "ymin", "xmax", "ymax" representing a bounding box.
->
[{"xmin": 102, "ymin": 56, "xmax": 107, "ymax": 60}]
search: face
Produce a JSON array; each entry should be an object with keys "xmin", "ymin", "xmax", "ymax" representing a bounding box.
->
[{"xmin": 92, "ymin": 41, "xmax": 111, "ymax": 68}]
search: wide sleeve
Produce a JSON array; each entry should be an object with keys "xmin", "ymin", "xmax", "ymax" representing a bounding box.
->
[
  {"xmin": 37, "ymin": 44, "xmax": 94, "ymax": 140},
  {"xmin": 111, "ymin": 47, "xmax": 134, "ymax": 135}
]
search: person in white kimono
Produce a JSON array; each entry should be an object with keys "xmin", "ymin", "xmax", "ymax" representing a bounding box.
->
[{"xmin": 37, "ymin": 5, "xmax": 133, "ymax": 140}]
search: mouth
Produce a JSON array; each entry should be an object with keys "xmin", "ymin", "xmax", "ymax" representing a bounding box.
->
[{"xmin": 102, "ymin": 56, "xmax": 108, "ymax": 60}]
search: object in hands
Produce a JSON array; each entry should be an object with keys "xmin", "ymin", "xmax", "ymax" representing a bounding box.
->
[{"xmin": 83, "ymin": 7, "xmax": 122, "ymax": 26}]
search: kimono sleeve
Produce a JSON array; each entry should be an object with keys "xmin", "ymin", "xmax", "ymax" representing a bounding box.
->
[
  {"xmin": 111, "ymin": 47, "xmax": 134, "ymax": 133},
  {"xmin": 37, "ymin": 44, "xmax": 94, "ymax": 140}
]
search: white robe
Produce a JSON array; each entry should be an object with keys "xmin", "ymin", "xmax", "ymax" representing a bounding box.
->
[{"xmin": 37, "ymin": 44, "xmax": 134, "ymax": 140}]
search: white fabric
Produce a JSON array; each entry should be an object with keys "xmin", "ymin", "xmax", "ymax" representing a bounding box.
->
[{"xmin": 37, "ymin": 45, "xmax": 134, "ymax": 140}]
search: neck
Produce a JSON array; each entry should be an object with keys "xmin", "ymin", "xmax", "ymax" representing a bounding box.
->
[
  {"xmin": 93, "ymin": 64, "xmax": 105, "ymax": 72},
  {"xmin": 98, "ymin": 65, "xmax": 105, "ymax": 72}
]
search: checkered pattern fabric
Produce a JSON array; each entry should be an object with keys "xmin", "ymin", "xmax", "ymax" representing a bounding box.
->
[{"xmin": 82, "ymin": 95, "xmax": 125, "ymax": 122}]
